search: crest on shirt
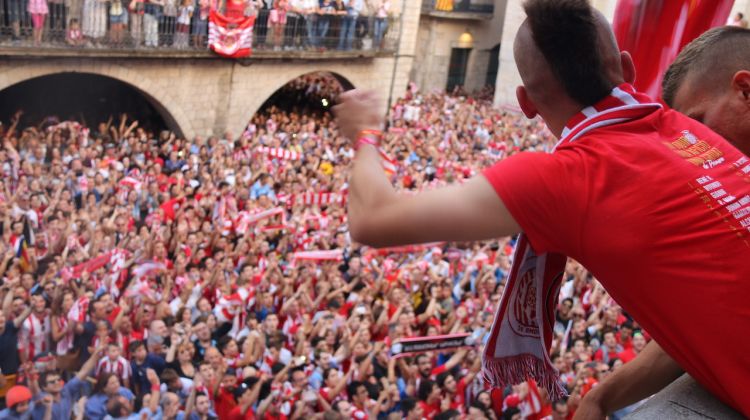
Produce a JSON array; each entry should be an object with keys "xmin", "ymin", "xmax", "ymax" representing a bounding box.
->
[{"xmin": 663, "ymin": 130, "xmax": 725, "ymax": 169}]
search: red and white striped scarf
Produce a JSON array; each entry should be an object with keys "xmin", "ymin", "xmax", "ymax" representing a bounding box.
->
[
  {"xmin": 235, "ymin": 207, "xmax": 285, "ymax": 235},
  {"xmin": 482, "ymin": 84, "xmax": 661, "ymax": 399},
  {"xmin": 256, "ymin": 146, "xmax": 302, "ymax": 161},
  {"xmin": 278, "ymin": 192, "xmax": 347, "ymax": 207},
  {"xmin": 292, "ymin": 249, "xmax": 343, "ymax": 262},
  {"xmin": 55, "ymin": 316, "xmax": 75, "ymax": 355}
]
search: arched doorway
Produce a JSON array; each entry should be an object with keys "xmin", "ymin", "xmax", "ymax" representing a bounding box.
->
[
  {"xmin": 253, "ymin": 71, "xmax": 354, "ymax": 118},
  {"xmin": 0, "ymin": 73, "xmax": 182, "ymax": 137}
]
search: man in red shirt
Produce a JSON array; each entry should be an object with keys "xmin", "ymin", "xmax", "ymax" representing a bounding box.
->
[
  {"xmin": 617, "ymin": 333, "xmax": 646, "ymax": 364},
  {"xmin": 228, "ymin": 377, "xmax": 262, "ymax": 420},
  {"xmin": 347, "ymin": 381, "xmax": 372, "ymax": 420},
  {"xmin": 593, "ymin": 331, "xmax": 622, "ymax": 365},
  {"xmin": 436, "ymin": 372, "xmax": 467, "ymax": 414},
  {"xmin": 333, "ymin": 0, "xmax": 750, "ymax": 417}
]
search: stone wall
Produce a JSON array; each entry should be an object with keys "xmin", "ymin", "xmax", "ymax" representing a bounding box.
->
[
  {"xmin": 0, "ymin": 0, "xmax": 422, "ymax": 139},
  {"xmin": 409, "ymin": 0, "xmax": 505, "ymax": 94}
]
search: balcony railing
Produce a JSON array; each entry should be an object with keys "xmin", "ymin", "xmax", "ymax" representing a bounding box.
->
[
  {"xmin": 0, "ymin": 4, "xmax": 398, "ymax": 57},
  {"xmin": 421, "ymin": 0, "xmax": 494, "ymax": 17}
]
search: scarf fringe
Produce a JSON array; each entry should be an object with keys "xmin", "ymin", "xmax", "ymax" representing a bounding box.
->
[{"xmin": 482, "ymin": 354, "xmax": 568, "ymax": 401}]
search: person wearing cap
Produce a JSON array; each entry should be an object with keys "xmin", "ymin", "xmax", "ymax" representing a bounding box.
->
[
  {"xmin": 0, "ymin": 385, "xmax": 34, "ymax": 419},
  {"xmin": 228, "ymin": 377, "xmax": 262, "ymax": 420}
]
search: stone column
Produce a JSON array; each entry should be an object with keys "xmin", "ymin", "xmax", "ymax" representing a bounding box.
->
[
  {"xmin": 387, "ymin": 0, "xmax": 422, "ymax": 109},
  {"xmin": 493, "ymin": 0, "xmax": 524, "ymax": 109}
]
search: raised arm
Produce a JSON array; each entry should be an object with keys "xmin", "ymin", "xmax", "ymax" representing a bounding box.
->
[
  {"xmin": 76, "ymin": 344, "xmax": 106, "ymax": 381},
  {"xmin": 333, "ymin": 90, "xmax": 519, "ymax": 248},
  {"xmin": 13, "ymin": 304, "xmax": 32, "ymax": 329},
  {"xmin": 1, "ymin": 278, "xmax": 18, "ymax": 319},
  {"xmin": 574, "ymin": 340, "xmax": 684, "ymax": 419}
]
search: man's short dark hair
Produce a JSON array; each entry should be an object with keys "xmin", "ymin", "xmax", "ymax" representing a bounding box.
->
[
  {"xmin": 523, "ymin": 0, "xmax": 613, "ymax": 106},
  {"xmin": 39, "ymin": 371, "xmax": 60, "ymax": 389},
  {"xmin": 662, "ymin": 26, "xmax": 750, "ymax": 106},
  {"xmin": 418, "ymin": 379, "xmax": 435, "ymax": 401},
  {"xmin": 333, "ymin": 399, "xmax": 348, "ymax": 413},
  {"xmin": 436, "ymin": 371, "xmax": 452, "ymax": 388},
  {"xmin": 347, "ymin": 381, "xmax": 365, "ymax": 399},
  {"xmin": 435, "ymin": 410, "xmax": 461, "ymax": 420},
  {"xmin": 106, "ymin": 396, "xmax": 128, "ymax": 417},
  {"xmin": 401, "ymin": 398, "xmax": 418, "ymax": 416},
  {"xmin": 503, "ymin": 407, "xmax": 521, "ymax": 420}
]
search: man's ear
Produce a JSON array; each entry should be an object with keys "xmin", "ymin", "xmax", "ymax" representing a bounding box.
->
[
  {"xmin": 732, "ymin": 70, "xmax": 750, "ymax": 105},
  {"xmin": 516, "ymin": 86, "xmax": 538, "ymax": 119},
  {"xmin": 620, "ymin": 51, "xmax": 636, "ymax": 85}
]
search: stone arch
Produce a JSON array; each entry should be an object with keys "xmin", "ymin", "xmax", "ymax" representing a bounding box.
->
[
  {"xmin": 0, "ymin": 61, "xmax": 192, "ymax": 138},
  {"xmin": 228, "ymin": 67, "xmax": 360, "ymax": 137}
]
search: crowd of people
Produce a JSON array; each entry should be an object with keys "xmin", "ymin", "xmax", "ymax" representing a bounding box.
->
[
  {"xmin": 0, "ymin": 75, "xmax": 649, "ymax": 420},
  {"xmin": 0, "ymin": 0, "xmax": 392, "ymax": 50}
]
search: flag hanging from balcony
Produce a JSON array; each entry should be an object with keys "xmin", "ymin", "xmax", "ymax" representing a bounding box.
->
[{"xmin": 209, "ymin": 10, "xmax": 256, "ymax": 58}]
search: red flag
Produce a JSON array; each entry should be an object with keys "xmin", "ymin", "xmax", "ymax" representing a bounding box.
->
[
  {"xmin": 209, "ymin": 10, "xmax": 255, "ymax": 58},
  {"xmin": 613, "ymin": 0, "xmax": 733, "ymax": 99}
]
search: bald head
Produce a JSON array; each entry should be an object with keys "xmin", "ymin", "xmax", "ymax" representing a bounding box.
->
[{"xmin": 515, "ymin": 0, "xmax": 625, "ymax": 107}]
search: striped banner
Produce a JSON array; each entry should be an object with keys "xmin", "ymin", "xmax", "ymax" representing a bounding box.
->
[
  {"xmin": 278, "ymin": 192, "xmax": 347, "ymax": 207},
  {"xmin": 292, "ymin": 249, "xmax": 343, "ymax": 262},
  {"xmin": 256, "ymin": 146, "xmax": 303, "ymax": 161}
]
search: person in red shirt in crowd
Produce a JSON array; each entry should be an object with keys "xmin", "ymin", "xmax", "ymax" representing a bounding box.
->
[
  {"xmin": 212, "ymin": 366, "xmax": 241, "ymax": 420},
  {"xmin": 615, "ymin": 322, "xmax": 633, "ymax": 352},
  {"xmin": 417, "ymin": 380, "xmax": 444, "ymax": 420},
  {"xmin": 401, "ymin": 398, "xmax": 425, "ymax": 420},
  {"xmin": 593, "ymin": 330, "xmax": 623, "ymax": 365},
  {"xmin": 346, "ymin": 381, "xmax": 373, "ymax": 420},
  {"xmin": 436, "ymin": 354, "xmax": 481, "ymax": 415},
  {"xmin": 229, "ymin": 377, "xmax": 263, "ymax": 420},
  {"xmin": 618, "ymin": 332, "xmax": 647, "ymax": 364},
  {"xmin": 547, "ymin": 399, "xmax": 572, "ymax": 420}
]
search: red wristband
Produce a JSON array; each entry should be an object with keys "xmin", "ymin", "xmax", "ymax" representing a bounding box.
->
[
  {"xmin": 151, "ymin": 384, "xmax": 160, "ymax": 392},
  {"xmin": 355, "ymin": 137, "xmax": 379, "ymax": 151}
]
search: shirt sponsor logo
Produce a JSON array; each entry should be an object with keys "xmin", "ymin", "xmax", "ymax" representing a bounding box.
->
[{"xmin": 664, "ymin": 130, "xmax": 725, "ymax": 169}]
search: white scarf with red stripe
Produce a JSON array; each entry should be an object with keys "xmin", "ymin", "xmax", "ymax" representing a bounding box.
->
[{"xmin": 482, "ymin": 84, "xmax": 661, "ymax": 399}]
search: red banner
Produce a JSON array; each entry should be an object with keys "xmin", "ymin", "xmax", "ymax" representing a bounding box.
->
[
  {"xmin": 209, "ymin": 10, "xmax": 255, "ymax": 58},
  {"xmin": 613, "ymin": 0, "xmax": 733, "ymax": 100}
]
